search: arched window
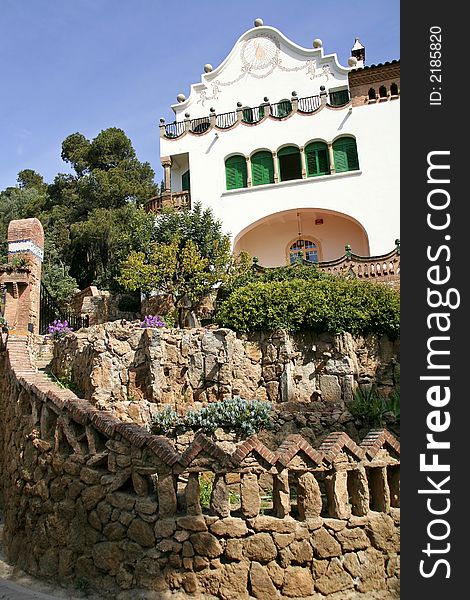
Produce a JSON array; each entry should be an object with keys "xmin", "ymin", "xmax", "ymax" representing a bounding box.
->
[
  {"xmin": 288, "ymin": 239, "xmax": 319, "ymax": 264},
  {"xmin": 390, "ymin": 82, "xmax": 399, "ymax": 96},
  {"xmin": 225, "ymin": 155, "xmax": 247, "ymax": 190},
  {"xmin": 278, "ymin": 146, "xmax": 302, "ymax": 182},
  {"xmin": 251, "ymin": 151, "xmax": 275, "ymax": 186},
  {"xmin": 305, "ymin": 141, "xmax": 330, "ymax": 177},
  {"xmin": 379, "ymin": 85, "xmax": 387, "ymax": 98},
  {"xmin": 368, "ymin": 88, "xmax": 376, "ymax": 100},
  {"xmin": 332, "ymin": 137, "xmax": 360, "ymax": 173}
]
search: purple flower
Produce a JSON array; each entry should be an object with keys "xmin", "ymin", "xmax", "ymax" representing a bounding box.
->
[
  {"xmin": 140, "ymin": 314, "xmax": 166, "ymax": 328},
  {"xmin": 47, "ymin": 319, "xmax": 73, "ymax": 340}
]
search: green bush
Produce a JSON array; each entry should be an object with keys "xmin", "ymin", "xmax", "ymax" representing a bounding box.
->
[
  {"xmin": 150, "ymin": 397, "xmax": 272, "ymax": 437},
  {"xmin": 349, "ymin": 386, "xmax": 401, "ymax": 427},
  {"xmin": 216, "ymin": 278, "xmax": 400, "ymax": 337}
]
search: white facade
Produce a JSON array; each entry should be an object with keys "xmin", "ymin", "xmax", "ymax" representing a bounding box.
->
[{"xmin": 159, "ymin": 22, "xmax": 400, "ymax": 266}]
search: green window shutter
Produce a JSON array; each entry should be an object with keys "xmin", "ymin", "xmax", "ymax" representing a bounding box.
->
[
  {"xmin": 225, "ymin": 156, "xmax": 247, "ymax": 190},
  {"xmin": 329, "ymin": 89, "xmax": 350, "ymax": 106},
  {"xmin": 251, "ymin": 151, "xmax": 274, "ymax": 186},
  {"xmin": 305, "ymin": 142, "xmax": 330, "ymax": 176},
  {"xmin": 182, "ymin": 170, "xmax": 190, "ymax": 191},
  {"xmin": 333, "ymin": 138, "xmax": 359, "ymax": 173},
  {"xmin": 277, "ymin": 99, "xmax": 292, "ymax": 117}
]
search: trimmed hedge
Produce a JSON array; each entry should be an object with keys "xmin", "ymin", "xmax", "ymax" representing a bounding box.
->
[{"xmin": 216, "ymin": 278, "xmax": 400, "ymax": 338}]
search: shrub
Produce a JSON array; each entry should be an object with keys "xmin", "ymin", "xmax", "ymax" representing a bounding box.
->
[
  {"xmin": 349, "ymin": 386, "xmax": 401, "ymax": 427},
  {"xmin": 216, "ymin": 278, "xmax": 400, "ymax": 337},
  {"xmin": 150, "ymin": 397, "xmax": 272, "ymax": 437}
]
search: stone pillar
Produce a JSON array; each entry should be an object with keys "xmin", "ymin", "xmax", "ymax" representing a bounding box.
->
[
  {"xmin": 328, "ymin": 143, "xmax": 336, "ymax": 175},
  {"xmin": 240, "ymin": 473, "xmax": 260, "ymax": 518},
  {"xmin": 324, "ymin": 470, "xmax": 351, "ymax": 519},
  {"xmin": 348, "ymin": 467, "xmax": 370, "ymax": 516},
  {"xmin": 297, "ymin": 472, "xmax": 323, "ymax": 520},
  {"xmin": 368, "ymin": 467, "xmax": 390, "ymax": 513},
  {"xmin": 273, "ymin": 152, "xmax": 279, "ymax": 183},
  {"xmin": 4, "ymin": 218, "xmax": 44, "ymax": 335},
  {"xmin": 185, "ymin": 473, "xmax": 202, "ymax": 515},
  {"xmin": 210, "ymin": 474, "xmax": 230, "ymax": 517},
  {"xmin": 273, "ymin": 470, "xmax": 290, "ymax": 517},
  {"xmin": 161, "ymin": 156, "xmax": 172, "ymax": 192},
  {"xmin": 300, "ymin": 146, "xmax": 307, "ymax": 179},
  {"xmin": 157, "ymin": 473, "xmax": 177, "ymax": 518}
]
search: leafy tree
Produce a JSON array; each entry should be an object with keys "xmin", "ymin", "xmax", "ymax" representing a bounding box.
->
[
  {"xmin": 117, "ymin": 204, "xmax": 245, "ymax": 326},
  {"xmin": 69, "ymin": 204, "xmax": 155, "ymax": 289}
]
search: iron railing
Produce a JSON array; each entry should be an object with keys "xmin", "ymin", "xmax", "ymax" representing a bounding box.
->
[
  {"xmin": 39, "ymin": 283, "xmax": 89, "ymax": 335},
  {"xmin": 270, "ymin": 99, "xmax": 293, "ymax": 118},
  {"xmin": 164, "ymin": 121, "xmax": 186, "ymax": 138},
  {"xmin": 216, "ymin": 111, "xmax": 238, "ymax": 129},
  {"xmin": 191, "ymin": 118, "xmax": 211, "ymax": 134},
  {"xmin": 242, "ymin": 105, "xmax": 265, "ymax": 124},
  {"xmin": 297, "ymin": 94, "xmax": 322, "ymax": 113}
]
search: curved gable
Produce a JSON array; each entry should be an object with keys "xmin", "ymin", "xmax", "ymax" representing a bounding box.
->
[{"xmin": 172, "ymin": 25, "xmax": 351, "ymax": 119}]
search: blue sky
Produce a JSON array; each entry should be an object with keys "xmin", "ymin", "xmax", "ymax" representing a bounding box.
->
[{"xmin": 0, "ymin": 0, "xmax": 399, "ymax": 191}]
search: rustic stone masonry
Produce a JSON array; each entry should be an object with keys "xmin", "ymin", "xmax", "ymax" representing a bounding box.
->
[
  {"xmin": 1, "ymin": 335, "xmax": 400, "ymax": 599},
  {"xmin": 50, "ymin": 322, "xmax": 400, "ymax": 442}
]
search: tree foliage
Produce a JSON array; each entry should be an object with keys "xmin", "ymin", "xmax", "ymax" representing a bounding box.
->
[
  {"xmin": 0, "ymin": 128, "xmax": 158, "ymax": 303},
  {"xmin": 117, "ymin": 203, "xmax": 246, "ymax": 325}
]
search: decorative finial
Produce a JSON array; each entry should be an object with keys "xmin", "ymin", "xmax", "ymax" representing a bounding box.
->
[
  {"xmin": 348, "ymin": 56, "xmax": 358, "ymax": 67},
  {"xmin": 254, "ymin": 18, "xmax": 264, "ymax": 27},
  {"xmin": 204, "ymin": 64, "xmax": 213, "ymax": 73},
  {"xmin": 177, "ymin": 93, "xmax": 186, "ymax": 103},
  {"xmin": 313, "ymin": 39, "xmax": 323, "ymax": 48}
]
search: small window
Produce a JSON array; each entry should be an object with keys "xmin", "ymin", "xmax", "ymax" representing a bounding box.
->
[
  {"xmin": 278, "ymin": 146, "xmax": 301, "ymax": 182},
  {"xmin": 251, "ymin": 151, "xmax": 275, "ymax": 186},
  {"xmin": 390, "ymin": 82, "xmax": 399, "ymax": 96},
  {"xmin": 225, "ymin": 155, "xmax": 247, "ymax": 190},
  {"xmin": 305, "ymin": 142, "xmax": 330, "ymax": 177},
  {"xmin": 329, "ymin": 89, "xmax": 350, "ymax": 106},
  {"xmin": 289, "ymin": 239, "xmax": 319, "ymax": 264},
  {"xmin": 379, "ymin": 85, "xmax": 387, "ymax": 98},
  {"xmin": 368, "ymin": 88, "xmax": 376, "ymax": 100},
  {"xmin": 332, "ymin": 137, "xmax": 359, "ymax": 173}
]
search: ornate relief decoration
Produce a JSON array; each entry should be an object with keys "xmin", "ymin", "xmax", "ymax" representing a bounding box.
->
[{"xmin": 197, "ymin": 34, "xmax": 332, "ymax": 106}]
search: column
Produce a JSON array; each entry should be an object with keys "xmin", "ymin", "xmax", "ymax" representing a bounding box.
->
[
  {"xmin": 161, "ymin": 156, "xmax": 172, "ymax": 193},
  {"xmin": 273, "ymin": 152, "xmax": 279, "ymax": 183},
  {"xmin": 300, "ymin": 146, "xmax": 307, "ymax": 179},
  {"xmin": 328, "ymin": 143, "xmax": 336, "ymax": 175}
]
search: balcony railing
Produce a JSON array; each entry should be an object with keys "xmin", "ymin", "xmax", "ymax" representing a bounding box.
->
[
  {"xmin": 144, "ymin": 191, "xmax": 191, "ymax": 214},
  {"xmin": 253, "ymin": 242, "xmax": 400, "ymax": 283},
  {"xmin": 160, "ymin": 89, "xmax": 351, "ymax": 140}
]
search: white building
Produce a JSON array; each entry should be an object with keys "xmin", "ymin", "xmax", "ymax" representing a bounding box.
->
[{"xmin": 152, "ymin": 19, "xmax": 400, "ymax": 267}]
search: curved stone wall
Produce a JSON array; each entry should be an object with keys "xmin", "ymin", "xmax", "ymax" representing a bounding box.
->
[{"xmin": 1, "ymin": 337, "xmax": 400, "ymax": 599}]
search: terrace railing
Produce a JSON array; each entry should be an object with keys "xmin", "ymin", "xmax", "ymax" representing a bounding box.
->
[{"xmin": 159, "ymin": 90, "xmax": 342, "ymax": 139}]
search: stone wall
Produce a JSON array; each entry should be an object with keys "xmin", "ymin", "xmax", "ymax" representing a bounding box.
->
[
  {"xmin": 0, "ymin": 337, "xmax": 400, "ymax": 599},
  {"xmin": 50, "ymin": 322, "xmax": 400, "ymax": 442}
]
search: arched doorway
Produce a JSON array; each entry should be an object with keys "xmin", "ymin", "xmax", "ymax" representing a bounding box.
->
[{"xmin": 233, "ymin": 208, "xmax": 370, "ymax": 267}]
